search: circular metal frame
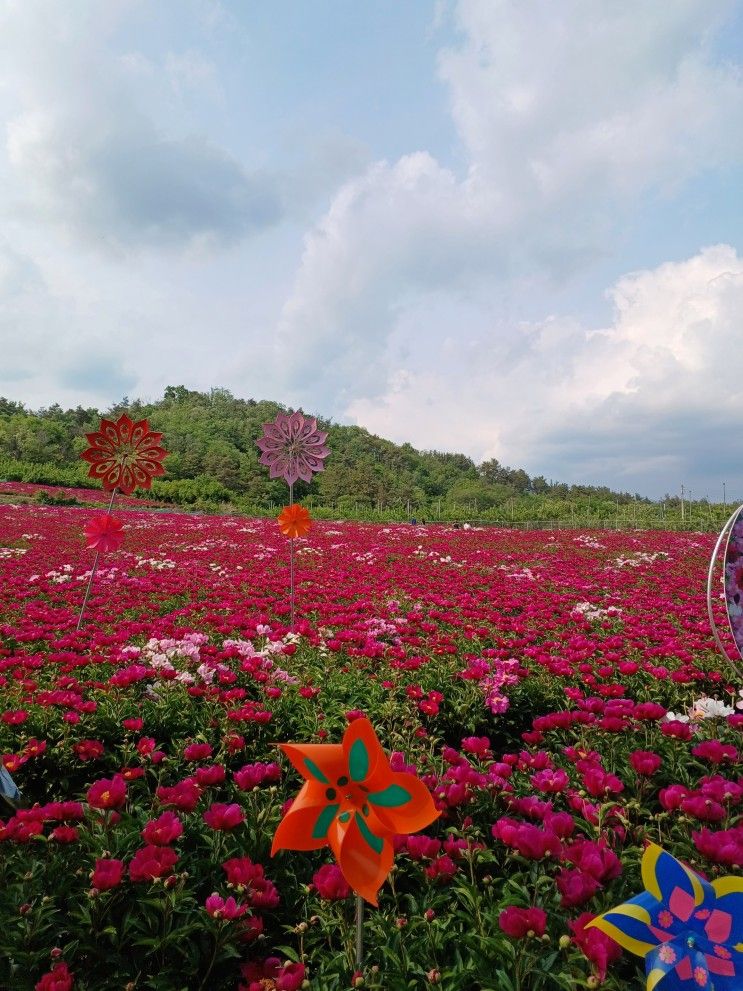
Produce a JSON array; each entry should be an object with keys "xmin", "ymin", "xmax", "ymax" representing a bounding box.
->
[{"xmin": 707, "ymin": 503, "xmax": 743, "ymax": 681}]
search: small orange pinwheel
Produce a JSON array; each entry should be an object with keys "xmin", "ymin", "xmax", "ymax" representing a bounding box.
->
[
  {"xmin": 80, "ymin": 413, "xmax": 167, "ymax": 495},
  {"xmin": 277, "ymin": 503, "xmax": 312, "ymax": 539},
  {"xmin": 272, "ymin": 717, "xmax": 440, "ymax": 904}
]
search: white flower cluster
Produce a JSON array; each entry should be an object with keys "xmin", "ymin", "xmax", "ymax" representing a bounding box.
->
[
  {"xmin": 572, "ymin": 601, "xmax": 621, "ymax": 622},
  {"xmin": 665, "ymin": 696, "xmax": 737, "ymax": 723},
  {"xmin": 612, "ymin": 551, "xmax": 670, "ymax": 568},
  {"xmin": 135, "ymin": 557, "xmax": 176, "ymax": 570}
]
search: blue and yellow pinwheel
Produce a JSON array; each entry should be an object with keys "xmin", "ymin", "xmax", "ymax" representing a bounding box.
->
[{"xmin": 588, "ymin": 844, "xmax": 743, "ymax": 989}]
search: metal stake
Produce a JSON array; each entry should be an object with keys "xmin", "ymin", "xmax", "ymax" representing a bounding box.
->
[
  {"xmin": 289, "ymin": 482, "xmax": 295, "ymax": 632},
  {"xmin": 355, "ymin": 895, "xmax": 364, "ymax": 969},
  {"xmin": 76, "ymin": 488, "xmax": 117, "ymax": 631}
]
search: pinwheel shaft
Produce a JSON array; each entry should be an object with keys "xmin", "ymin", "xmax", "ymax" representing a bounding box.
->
[
  {"xmin": 76, "ymin": 488, "xmax": 117, "ymax": 630},
  {"xmin": 355, "ymin": 895, "xmax": 364, "ymax": 968}
]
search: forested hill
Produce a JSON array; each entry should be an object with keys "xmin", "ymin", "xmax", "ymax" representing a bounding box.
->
[{"xmin": 0, "ymin": 386, "xmax": 650, "ymax": 516}]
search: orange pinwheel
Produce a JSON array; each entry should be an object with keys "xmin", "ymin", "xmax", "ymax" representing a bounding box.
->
[
  {"xmin": 80, "ymin": 413, "xmax": 167, "ymax": 495},
  {"xmin": 272, "ymin": 717, "xmax": 439, "ymax": 904},
  {"xmin": 277, "ymin": 503, "xmax": 312, "ymax": 539}
]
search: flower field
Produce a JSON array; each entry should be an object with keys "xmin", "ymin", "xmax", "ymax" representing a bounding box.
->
[{"xmin": 1, "ymin": 487, "xmax": 741, "ymax": 990}]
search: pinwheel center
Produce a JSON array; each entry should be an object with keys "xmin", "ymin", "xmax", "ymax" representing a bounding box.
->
[
  {"xmin": 112, "ymin": 442, "xmax": 138, "ymax": 466},
  {"xmin": 327, "ymin": 779, "xmax": 370, "ymax": 816}
]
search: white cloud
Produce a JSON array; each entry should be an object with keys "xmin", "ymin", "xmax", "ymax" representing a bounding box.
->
[
  {"xmin": 277, "ymin": 0, "xmax": 743, "ymax": 407},
  {"xmin": 347, "ymin": 245, "xmax": 743, "ymax": 495},
  {"xmin": 0, "ymin": 1, "xmax": 282, "ymax": 251}
]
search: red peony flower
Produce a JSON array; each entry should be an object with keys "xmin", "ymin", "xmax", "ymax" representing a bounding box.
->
[
  {"xmin": 205, "ymin": 893, "xmax": 248, "ymax": 920},
  {"xmin": 222, "ymin": 857, "xmax": 280, "ymax": 908},
  {"xmin": 183, "ymin": 742, "xmax": 213, "ymax": 762},
  {"xmin": 203, "ymin": 802, "xmax": 245, "ymax": 831},
  {"xmin": 83, "ymin": 514, "xmax": 124, "ymax": 553},
  {"xmin": 141, "ymin": 811, "xmax": 183, "ymax": 846},
  {"xmin": 629, "ymin": 750, "xmax": 662, "ymax": 775},
  {"xmin": 556, "ymin": 867, "xmax": 601, "ymax": 907},
  {"xmin": 156, "ymin": 778, "xmax": 202, "ymax": 812},
  {"xmin": 128, "ymin": 845, "xmax": 178, "ymax": 883},
  {"xmin": 87, "ymin": 775, "xmax": 127, "ymax": 810},
  {"xmin": 312, "ymin": 863, "xmax": 352, "ymax": 900},
  {"xmin": 195, "ymin": 764, "xmax": 226, "ymax": 787},
  {"xmin": 692, "ymin": 740, "xmax": 739, "ymax": 765},
  {"xmin": 34, "ymin": 961, "xmax": 74, "ymax": 991},
  {"xmin": 73, "ymin": 740, "xmax": 104, "ymax": 762},
  {"xmin": 50, "ymin": 826, "xmax": 79, "ymax": 844},
  {"xmin": 499, "ymin": 905, "xmax": 548, "ymax": 938},
  {"xmin": 91, "ymin": 858, "xmax": 125, "ymax": 890},
  {"xmin": 80, "ymin": 413, "xmax": 167, "ymax": 494},
  {"xmin": 569, "ymin": 912, "xmax": 622, "ymax": 981},
  {"xmin": 239, "ymin": 957, "xmax": 306, "ymax": 991}
]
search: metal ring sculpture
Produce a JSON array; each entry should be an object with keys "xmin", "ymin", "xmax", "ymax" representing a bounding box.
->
[{"xmin": 707, "ymin": 503, "xmax": 743, "ymax": 681}]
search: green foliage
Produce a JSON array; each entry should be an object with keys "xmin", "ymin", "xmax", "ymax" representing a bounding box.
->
[{"xmin": 0, "ymin": 388, "xmax": 732, "ymax": 528}]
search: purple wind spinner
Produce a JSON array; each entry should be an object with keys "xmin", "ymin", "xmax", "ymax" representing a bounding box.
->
[{"xmin": 256, "ymin": 411, "xmax": 330, "ymax": 629}]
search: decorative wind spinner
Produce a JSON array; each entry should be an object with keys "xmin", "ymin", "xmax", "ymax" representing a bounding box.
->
[
  {"xmin": 256, "ymin": 411, "xmax": 329, "ymax": 629},
  {"xmin": 707, "ymin": 504, "xmax": 743, "ymax": 680},
  {"xmin": 77, "ymin": 413, "xmax": 167, "ymax": 629}
]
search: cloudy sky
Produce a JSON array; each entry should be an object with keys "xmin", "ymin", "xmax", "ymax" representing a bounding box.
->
[{"xmin": 1, "ymin": 0, "xmax": 742, "ymax": 498}]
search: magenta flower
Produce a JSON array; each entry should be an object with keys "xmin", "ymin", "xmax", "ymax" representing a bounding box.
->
[
  {"xmin": 256, "ymin": 411, "xmax": 330, "ymax": 486},
  {"xmin": 205, "ymin": 892, "xmax": 247, "ymax": 920},
  {"xmin": 203, "ymin": 802, "xmax": 245, "ymax": 831}
]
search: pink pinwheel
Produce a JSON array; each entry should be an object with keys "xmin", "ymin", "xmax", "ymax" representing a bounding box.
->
[
  {"xmin": 84, "ymin": 514, "xmax": 124, "ymax": 553},
  {"xmin": 256, "ymin": 411, "xmax": 329, "ymax": 487}
]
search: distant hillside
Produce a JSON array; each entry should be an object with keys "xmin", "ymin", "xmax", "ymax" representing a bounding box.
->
[{"xmin": 0, "ymin": 387, "xmax": 690, "ymax": 523}]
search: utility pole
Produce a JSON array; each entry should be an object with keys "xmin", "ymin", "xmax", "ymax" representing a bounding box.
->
[
  {"xmin": 680, "ymin": 484, "xmax": 685, "ymax": 525},
  {"xmin": 723, "ymin": 482, "xmax": 727, "ymax": 509}
]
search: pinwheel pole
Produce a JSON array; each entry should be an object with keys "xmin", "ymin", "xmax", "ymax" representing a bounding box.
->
[
  {"xmin": 289, "ymin": 482, "xmax": 295, "ymax": 631},
  {"xmin": 355, "ymin": 895, "xmax": 364, "ymax": 968},
  {"xmin": 77, "ymin": 487, "xmax": 117, "ymax": 630},
  {"xmin": 77, "ymin": 412, "xmax": 168, "ymax": 633},
  {"xmin": 271, "ymin": 717, "xmax": 441, "ymax": 981},
  {"xmin": 256, "ymin": 412, "xmax": 330, "ymax": 632}
]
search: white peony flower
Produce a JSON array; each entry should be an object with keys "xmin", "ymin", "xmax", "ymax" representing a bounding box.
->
[
  {"xmin": 690, "ymin": 697, "xmax": 734, "ymax": 719},
  {"xmin": 664, "ymin": 711, "xmax": 690, "ymax": 724}
]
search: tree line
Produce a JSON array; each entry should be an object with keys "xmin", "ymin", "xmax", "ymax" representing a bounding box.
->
[{"xmin": 0, "ymin": 388, "xmax": 722, "ymax": 526}]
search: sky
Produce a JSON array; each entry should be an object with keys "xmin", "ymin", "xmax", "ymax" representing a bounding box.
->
[{"xmin": 1, "ymin": 0, "xmax": 742, "ymax": 499}]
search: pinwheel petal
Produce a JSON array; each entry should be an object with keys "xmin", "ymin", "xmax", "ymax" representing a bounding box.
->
[
  {"xmin": 589, "ymin": 895, "xmax": 660, "ymax": 957},
  {"xmin": 341, "ymin": 717, "xmax": 387, "ymax": 789},
  {"xmin": 271, "ymin": 801, "xmax": 336, "ymax": 853},
  {"xmin": 642, "ymin": 845, "xmax": 711, "ymax": 923},
  {"xmin": 711, "ymin": 877, "xmax": 743, "ymax": 945},
  {"xmin": 330, "ymin": 811, "xmax": 394, "ymax": 906},
  {"xmin": 369, "ymin": 771, "xmax": 441, "ymax": 835}
]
